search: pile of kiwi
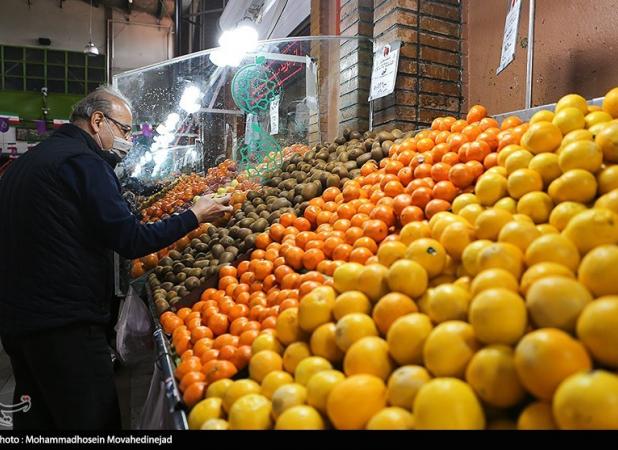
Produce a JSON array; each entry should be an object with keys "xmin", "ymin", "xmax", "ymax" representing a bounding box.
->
[{"xmin": 149, "ymin": 127, "xmax": 406, "ymax": 313}]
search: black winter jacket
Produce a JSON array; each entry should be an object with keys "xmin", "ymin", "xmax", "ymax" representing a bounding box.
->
[{"xmin": 0, "ymin": 124, "xmax": 197, "ymax": 335}]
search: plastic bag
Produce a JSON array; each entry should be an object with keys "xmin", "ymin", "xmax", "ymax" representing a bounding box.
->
[
  {"xmin": 115, "ymin": 286, "xmax": 154, "ymax": 365},
  {"xmin": 138, "ymin": 363, "xmax": 175, "ymax": 430}
]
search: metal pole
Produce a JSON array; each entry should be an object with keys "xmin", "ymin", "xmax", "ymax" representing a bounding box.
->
[
  {"xmin": 175, "ymin": 0, "xmax": 182, "ymax": 57},
  {"xmin": 525, "ymin": 0, "xmax": 535, "ymax": 109}
]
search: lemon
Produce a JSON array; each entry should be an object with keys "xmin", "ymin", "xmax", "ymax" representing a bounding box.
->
[
  {"xmin": 223, "ymin": 379, "xmax": 261, "ymax": 412},
  {"xmin": 260, "ymin": 371, "xmax": 294, "ymax": 399},
  {"xmin": 561, "ymin": 129, "xmax": 594, "ymax": 149},
  {"xmin": 399, "ymin": 221, "xmax": 431, "ymax": 246},
  {"xmin": 461, "ymin": 239, "xmax": 492, "ymax": 276},
  {"xmin": 475, "ymin": 172, "xmax": 508, "ymax": 206},
  {"xmin": 528, "ymin": 152, "xmax": 562, "ymax": 187},
  {"xmin": 597, "ymin": 165, "xmax": 618, "ymax": 194},
  {"xmin": 497, "ymin": 220, "xmax": 542, "ymax": 252},
  {"xmin": 458, "ymin": 203, "xmax": 485, "ymax": 224},
  {"xmin": 537, "ymin": 224, "xmax": 560, "ymax": 235},
  {"xmin": 521, "ymin": 121, "xmax": 563, "ymax": 154},
  {"xmin": 507, "ymin": 168, "xmax": 544, "ymax": 199},
  {"xmin": 474, "ymin": 208, "xmax": 512, "ymax": 241},
  {"xmin": 526, "ymin": 276, "xmax": 593, "ymax": 333},
  {"xmin": 423, "ymin": 283, "xmax": 472, "ymax": 323},
  {"xmin": 498, "ymin": 144, "xmax": 525, "ymax": 166},
  {"xmin": 306, "ymin": 369, "xmax": 345, "ymax": 413},
  {"xmin": 517, "ymin": 191, "xmax": 553, "ymax": 224},
  {"xmin": 595, "ymin": 189, "xmax": 618, "ymax": 214},
  {"xmin": 517, "ymin": 402, "xmax": 557, "ymax": 430},
  {"xmin": 602, "ymin": 87, "xmax": 618, "ymax": 118},
  {"xmin": 200, "ymin": 418, "xmax": 229, "ymax": 430},
  {"xmin": 335, "ymin": 313, "xmax": 378, "ymax": 352},
  {"xmin": 470, "ymin": 268, "xmax": 519, "ymax": 296},
  {"xmin": 387, "ymin": 313, "xmax": 433, "ymax": 366},
  {"xmin": 366, "ymin": 407, "xmax": 415, "ymax": 430},
  {"xmin": 530, "ymin": 109, "xmax": 554, "ymax": 124},
  {"xmin": 576, "ymin": 296, "xmax": 618, "ymax": 367},
  {"xmin": 440, "ymin": 221, "xmax": 475, "ymax": 261},
  {"xmin": 578, "ymin": 245, "xmax": 618, "ymax": 296},
  {"xmin": 525, "ymin": 234, "xmax": 580, "ymax": 272},
  {"xmin": 556, "ymin": 93, "xmax": 588, "ymax": 114},
  {"xmin": 189, "ymin": 397, "xmax": 224, "ymax": 429},
  {"xmin": 357, "ymin": 264, "xmax": 389, "ymax": 302},
  {"xmin": 298, "ymin": 286, "xmax": 336, "ymax": 332},
  {"xmin": 552, "ymin": 106, "xmax": 586, "ymax": 134},
  {"xmin": 282, "ymin": 341, "xmax": 311, "ymax": 373},
  {"xmin": 585, "ymin": 111, "xmax": 613, "ymax": 128},
  {"xmin": 494, "ymin": 197, "xmax": 517, "ymax": 214},
  {"xmin": 465, "ymin": 345, "xmax": 526, "ymax": 408},
  {"xmin": 386, "ymin": 259, "xmax": 428, "ymax": 298},
  {"xmin": 275, "ymin": 405, "xmax": 325, "ymax": 430},
  {"xmin": 548, "ymin": 201, "xmax": 587, "ymax": 231},
  {"xmin": 413, "ymin": 378, "xmax": 485, "ymax": 430},
  {"xmin": 386, "ymin": 365, "xmax": 431, "ymax": 409},
  {"xmin": 228, "ymin": 394, "xmax": 272, "ymax": 430},
  {"xmin": 310, "ymin": 323, "xmax": 344, "ymax": 363},
  {"xmin": 344, "ymin": 336, "xmax": 393, "ymax": 381},
  {"xmin": 423, "ymin": 321, "xmax": 480, "ymax": 378},
  {"xmin": 452, "ymin": 193, "xmax": 479, "ymax": 214},
  {"xmin": 295, "ymin": 356, "xmax": 333, "ymax": 386},
  {"xmin": 333, "ymin": 291, "xmax": 371, "ymax": 320},
  {"xmin": 477, "ymin": 242, "xmax": 523, "ymax": 279},
  {"xmin": 271, "ymin": 383, "xmax": 307, "ymax": 419},
  {"xmin": 595, "ymin": 121, "xmax": 618, "ymax": 163},
  {"xmin": 505, "ymin": 149, "xmax": 534, "ymax": 175},
  {"xmin": 558, "ymin": 140, "xmax": 603, "ymax": 173},
  {"xmin": 405, "ymin": 238, "xmax": 447, "ymax": 278},
  {"xmin": 469, "ymin": 288, "xmax": 527, "ymax": 345},
  {"xmin": 520, "ymin": 262, "xmax": 575, "ymax": 295},
  {"xmin": 548, "ymin": 169, "xmax": 598, "ymax": 204},
  {"xmin": 333, "ymin": 262, "xmax": 364, "ymax": 294},
  {"xmin": 563, "ymin": 208, "xmax": 618, "ymax": 254}
]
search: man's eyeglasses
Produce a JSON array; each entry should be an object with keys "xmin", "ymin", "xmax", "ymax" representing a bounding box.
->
[{"xmin": 104, "ymin": 114, "xmax": 132, "ymax": 138}]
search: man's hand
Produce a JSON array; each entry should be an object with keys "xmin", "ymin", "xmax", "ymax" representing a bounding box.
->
[{"xmin": 190, "ymin": 195, "xmax": 232, "ymax": 223}]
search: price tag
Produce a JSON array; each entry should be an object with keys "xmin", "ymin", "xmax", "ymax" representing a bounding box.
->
[
  {"xmin": 497, "ymin": 0, "xmax": 522, "ymax": 74},
  {"xmin": 369, "ymin": 41, "xmax": 401, "ymax": 101},
  {"xmin": 270, "ymin": 96, "xmax": 280, "ymax": 135}
]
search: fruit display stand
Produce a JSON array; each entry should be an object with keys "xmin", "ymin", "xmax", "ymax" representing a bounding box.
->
[{"xmin": 115, "ymin": 34, "xmax": 618, "ymax": 430}]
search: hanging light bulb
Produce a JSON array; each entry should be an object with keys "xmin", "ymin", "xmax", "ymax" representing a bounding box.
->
[{"xmin": 84, "ymin": 0, "xmax": 100, "ymax": 57}]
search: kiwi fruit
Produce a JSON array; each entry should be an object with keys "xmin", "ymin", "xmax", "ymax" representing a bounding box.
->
[
  {"xmin": 251, "ymin": 218, "xmax": 269, "ymax": 232},
  {"xmin": 371, "ymin": 147, "xmax": 384, "ymax": 161},
  {"xmin": 168, "ymin": 250, "xmax": 181, "ymax": 260},
  {"xmin": 356, "ymin": 153, "xmax": 372, "ymax": 167},
  {"xmin": 211, "ymin": 244, "xmax": 225, "ymax": 258},
  {"xmin": 185, "ymin": 276, "xmax": 200, "ymax": 290},
  {"xmin": 175, "ymin": 272, "xmax": 187, "ymax": 282},
  {"xmin": 219, "ymin": 252, "xmax": 235, "ymax": 264}
]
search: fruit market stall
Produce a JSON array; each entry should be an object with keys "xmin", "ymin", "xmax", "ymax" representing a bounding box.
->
[{"xmin": 115, "ymin": 36, "xmax": 618, "ymax": 431}]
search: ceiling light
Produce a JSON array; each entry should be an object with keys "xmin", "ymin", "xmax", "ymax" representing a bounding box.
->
[{"xmin": 84, "ymin": 0, "xmax": 99, "ymax": 57}]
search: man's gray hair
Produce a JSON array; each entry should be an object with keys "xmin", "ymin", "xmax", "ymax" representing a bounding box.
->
[{"xmin": 70, "ymin": 85, "xmax": 132, "ymax": 122}]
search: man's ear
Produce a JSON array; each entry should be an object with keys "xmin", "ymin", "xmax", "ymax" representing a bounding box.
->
[{"xmin": 90, "ymin": 111, "xmax": 104, "ymax": 134}]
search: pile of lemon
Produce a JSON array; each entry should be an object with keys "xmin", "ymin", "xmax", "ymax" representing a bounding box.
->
[{"xmin": 187, "ymin": 88, "xmax": 618, "ymax": 430}]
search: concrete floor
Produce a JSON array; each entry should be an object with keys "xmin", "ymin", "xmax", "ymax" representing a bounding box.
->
[{"xmin": 0, "ymin": 342, "xmax": 154, "ymax": 430}]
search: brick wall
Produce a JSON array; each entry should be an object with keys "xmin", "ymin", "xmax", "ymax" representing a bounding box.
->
[
  {"xmin": 338, "ymin": 0, "xmax": 374, "ymax": 133},
  {"xmin": 372, "ymin": 0, "xmax": 462, "ymax": 131}
]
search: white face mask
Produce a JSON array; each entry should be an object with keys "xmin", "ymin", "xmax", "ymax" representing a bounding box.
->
[{"xmin": 96, "ymin": 117, "xmax": 133, "ymax": 160}]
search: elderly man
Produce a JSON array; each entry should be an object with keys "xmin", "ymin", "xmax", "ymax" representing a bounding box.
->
[{"xmin": 0, "ymin": 86, "xmax": 229, "ymax": 430}]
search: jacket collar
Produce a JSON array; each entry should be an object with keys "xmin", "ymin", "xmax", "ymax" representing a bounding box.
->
[{"xmin": 54, "ymin": 123, "xmax": 120, "ymax": 168}]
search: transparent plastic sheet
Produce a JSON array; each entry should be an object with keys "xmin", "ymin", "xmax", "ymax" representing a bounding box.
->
[
  {"xmin": 138, "ymin": 363, "xmax": 175, "ymax": 430},
  {"xmin": 115, "ymin": 286, "xmax": 154, "ymax": 365}
]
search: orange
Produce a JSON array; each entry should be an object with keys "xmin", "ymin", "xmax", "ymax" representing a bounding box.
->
[
  {"xmin": 326, "ymin": 374, "xmax": 387, "ymax": 430},
  {"xmin": 372, "ymin": 293, "xmax": 418, "ymax": 335},
  {"xmin": 183, "ymin": 381, "xmax": 207, "ymax": 408},
  {"xmin": 514, "ymin": 328, "xmax": 592, "ymax": 400}
]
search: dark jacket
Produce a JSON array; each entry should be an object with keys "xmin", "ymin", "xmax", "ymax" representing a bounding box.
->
[{"xmin": 0, "ymin": 124, "xmax": 197, "ymax": 336}]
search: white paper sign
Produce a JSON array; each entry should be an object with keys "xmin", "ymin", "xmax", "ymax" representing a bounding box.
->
[
  {"xmin": 369, "ymin": 41, "xmax": 401, "ymax": 101},
  {"xmin": 497, "ymin": 0, "xmax": 522, "ymax": 74},
  {"xmin": 270, "ymin": 96, "xmax": 280, "ymax": 135}
]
